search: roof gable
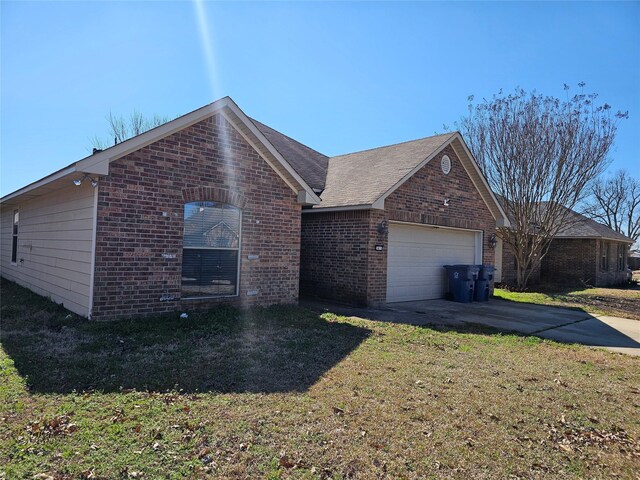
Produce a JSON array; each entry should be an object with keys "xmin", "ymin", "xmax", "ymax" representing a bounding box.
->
[
  {"xmin": 310, "ymin": 132, "xmax": 510, "ymax": 227},
  {"xmin": 318, "ymin": 133, "xmax": 455, "ymax": 209},
  {"xmin": 2, "ymin": 97, "xmax": 321, "ymax": 206}
]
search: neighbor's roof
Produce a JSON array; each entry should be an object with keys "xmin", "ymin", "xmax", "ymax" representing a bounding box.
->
[
  {"xmin": 250, "ymin": 118, "xmax": 329, "ymax": 191},
  {"xmin": 496, "ymin": 196, "xmax": 633, "ymax": 243},
  {"xmin": 319, "ymin": 133, "xmax": 456, "ymax": 208},
  {"xmin": 556, "ymin": 208, "xmax": 633, "ymax": 243}
]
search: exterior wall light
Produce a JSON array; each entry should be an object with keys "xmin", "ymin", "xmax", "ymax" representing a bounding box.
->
[
  {"xmin": 377, "ymin": 220, "xmax": 388, "ymax": 235},
  {"xmin": 488, "ymin": 234, "xmax": 498, "ymax": 249},
  {"xmin": 73, "ymin": 175, "xmax": 99, "ymax": 188}
]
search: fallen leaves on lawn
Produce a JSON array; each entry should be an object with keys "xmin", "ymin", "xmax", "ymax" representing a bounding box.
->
[
  {"xmin": 26, "ymin": 415, "xmax": 77, "ymax": 439},
  {"xmin": 110, "ymin": 408, "xmax": 125, "ymax": 423},
  {"xmin": 279, "ymin": 454, "xmax": 295, "ymax": 468},
  {"xmin": 546, "ymin": 419, "xmax": 640, "ymax": 457}
]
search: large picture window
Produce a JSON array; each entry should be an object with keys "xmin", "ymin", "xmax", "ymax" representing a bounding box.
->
[
  {"xmin": 181, "ymin": 202, "xmax": 241, "ymax": 298},
  {"xmin": 11, "ymin": 210, "xmax": 19, "ymax": 264}
]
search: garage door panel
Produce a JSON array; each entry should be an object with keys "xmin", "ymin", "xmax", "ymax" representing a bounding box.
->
[{"xmin": 387, "ymin": 224, "xmax": 477, "ymax": 302}]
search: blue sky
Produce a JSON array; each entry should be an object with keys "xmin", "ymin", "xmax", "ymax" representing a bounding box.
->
[{"xmin": 1, "ymin": 1, "xmax": 638, "ymax": 196}]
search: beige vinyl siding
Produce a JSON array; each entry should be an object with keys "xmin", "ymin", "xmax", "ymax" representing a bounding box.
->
[{"xmin": 1, "ymin": 183, "xmax": 96, "ymax": 316}]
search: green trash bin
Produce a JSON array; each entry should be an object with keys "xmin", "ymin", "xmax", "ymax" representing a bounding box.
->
[{"xmin": 444, "ymin": 265, "xmax": 479, "ymax": 303}]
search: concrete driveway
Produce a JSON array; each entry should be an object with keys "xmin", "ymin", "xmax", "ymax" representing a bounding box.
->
[{"xmin": 304, "ymin": 298, "xmax": 640, "ymax": 356}]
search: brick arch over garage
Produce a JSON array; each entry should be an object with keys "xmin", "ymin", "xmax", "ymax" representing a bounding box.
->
[{"xmin": 181, "ymin": 187, "xmax": 248, "ymax": 210}]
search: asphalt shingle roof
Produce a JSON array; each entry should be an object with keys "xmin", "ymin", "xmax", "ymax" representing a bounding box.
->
[
  {"xmin": 319, "ymin": 133, "xmax": 456, "ymax": 208},
  {"xmin": 555, "ymin": 208, "xmax": 633, "ymax": 242},
  {"xmin": 250, "ymin": 117, "xmax": 456, "ymax": 208},
  {"xmin": 497, "ymin": 196, "xmax": 633, "ymax": 243},
  {"xmin": 250, "ymin": 118, "xmax": 329, "ymax": 191}
]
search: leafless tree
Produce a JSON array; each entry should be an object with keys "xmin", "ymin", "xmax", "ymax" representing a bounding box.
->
[
  {"xmin": 459, "ymin": 85, "xmax": 628, "ymax": 287},
  {"xmin": 91, "ymin": 111, "xmax": 170, "ymax": 150},
  {"xmin": 583, "ymin": 170, "xmax": 640, "ymax": 250}
]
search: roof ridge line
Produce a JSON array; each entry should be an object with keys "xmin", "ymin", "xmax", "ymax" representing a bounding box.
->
[{"xmin": 330, "ymin": 131, "xmax": 457, "ymax": 160}]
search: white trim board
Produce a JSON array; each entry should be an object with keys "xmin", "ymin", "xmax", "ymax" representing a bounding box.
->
[{"xmin": 2, "ymin": 97, "xmax": 320, "ymax": 207}]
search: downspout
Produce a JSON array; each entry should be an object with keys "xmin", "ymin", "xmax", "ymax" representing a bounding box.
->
[{"xmin": 87, "ymin": 183, "xmax": 99, "ymax": 319}]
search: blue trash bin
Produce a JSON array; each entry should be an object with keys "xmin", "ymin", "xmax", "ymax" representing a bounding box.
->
[
  {"xmin": 474, "ymin": 279, "xmax": 490, "ymax": 302},
  {"xmin": 476, "ymin": 265, "xmax": 496, "ymax": 300},
  {"xmin": 444, "ymin": 265, "xmax": 479, "ymax": 303}
]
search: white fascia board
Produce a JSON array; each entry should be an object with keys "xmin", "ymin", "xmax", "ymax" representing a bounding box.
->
[
  {"xmin": 371, "ymin": 197, "xmax": 385, "ymax": 210},
  {"xmin": 297, "ymin": 190, "xmax": 319, "ymax": 205},
  {"xmin": 0, "ymin": 165, "xmax": 77, "ymax": 204},
  {"xmin": 75, "ymin": 97, "xmax": 235, "ymax": 174},
  {"xmin": 223, "ymin": 99, "xmax": 321, "ymax": 205},
  {"xmin": 452, "ymin": 133, "xmax": 511, "ymax": 228},
  {"xmin": 3, "ymin": 97, "xmax": 322, "ymax": 208},
  {"xmin": 218, "ymin": 109, "xmax": 301, "ymax": 195},
  {"xmin": 302, "ymin": 204, "xmax": 373, "ymax": 213}
]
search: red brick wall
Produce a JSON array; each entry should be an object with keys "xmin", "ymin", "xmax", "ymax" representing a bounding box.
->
[
  {"xmin": 384, "ymin": 144, "xmax": 496, "ymax": 265},
  {"xmin": 300, "ymin": 210, "xmax": 371, "ymax": 304},
  {"xmin": 301, "ymin": 144, "xmax": 498, "ymax": 305},
  {"xmin": 540, "ymin": 238, "xmax": 596, "ymax": 285},
  {"xmin": 505, "ymin": 238, "xmax": 630, "ymax": 287},
  {"xmin": 92, "ymin": 114, "xmax": 301, "ymax": 320}
]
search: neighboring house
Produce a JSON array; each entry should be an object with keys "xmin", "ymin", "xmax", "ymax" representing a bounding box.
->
[
  {"xmin": 629, "ymin": 251, "xmax": 640, "ymax": 270},
  {"xmin": 1, "ymin": 97, "xmax": 509, "ymax": 319},
  {"xmin": 496, "ymin": 208, "xmax": 633, "ymax": 287}
]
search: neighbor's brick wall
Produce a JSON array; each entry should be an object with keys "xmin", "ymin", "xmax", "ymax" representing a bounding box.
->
[
  {"xmin": 300, "ymin": 144, "xmax": 498, "ymax": 306},
  {"xmin": 92, "ymin": 113, "xmax": 301, "ymax": 320},
  {"xmin": 500, "ymin": 242, "xmax": 542, "ymax": 286},
  {"xmin": 540, "ymin": 238, "xmax": 597, "ymax": 286},
  {"xmin": 594, "ymin": 240, "xmax": 630, "ymax": 287}
]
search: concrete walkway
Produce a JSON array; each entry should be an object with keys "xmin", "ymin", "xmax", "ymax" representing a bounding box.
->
[{"xmin": 303, "ymin": 298, "xmax": 640, "ymax": 356}]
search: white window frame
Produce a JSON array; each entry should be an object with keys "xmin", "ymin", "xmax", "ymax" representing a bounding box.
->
[
  {"xmin": 600, "ymin": 241, "xmax": 609, "ymax": 271},
  {"xmin": 181, "ymin": 202, "xmax": 242, "ymax": 300},
  {"xmin": 617, "ymin": 244, "xmax": 625, "ymax": 271},
  {"xmin": 11, "ymin": 209, "xmax": 19, "ymax": 265}
]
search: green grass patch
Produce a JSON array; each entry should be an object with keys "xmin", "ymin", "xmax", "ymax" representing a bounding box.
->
[
  {"xmin": 494, "ymin": 284, "xmax": 640, "ymax": 320},
  {"xmin": 1, "ymin": 278, "xmax": 639, "ymax": 479}
]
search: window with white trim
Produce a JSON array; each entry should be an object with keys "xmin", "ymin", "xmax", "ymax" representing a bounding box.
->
[
  {"xmin": 11, "ymin": 210, "xmax": 19, "ymax": 264},
  {"xmin": 181, "ymin": 202, "xmax": 241, "ymax": 298},
  {"xmin": 617, "ymin": 244, "xmax": 625, "ymax": 271},
  {"xmin": 600, "ymin": 241, "xmax": 609, "ymax": 271}
]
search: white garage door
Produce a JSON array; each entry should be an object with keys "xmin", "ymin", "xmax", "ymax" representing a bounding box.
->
[{"xmin": 387, "ymin": 223, "xmax": 479, "ymax": 303}]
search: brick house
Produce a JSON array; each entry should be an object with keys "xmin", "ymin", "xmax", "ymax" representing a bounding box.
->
[
  {"xmin": 286, "ymin": 133, "xmax": 511, "ymax": 306},
  {"xmin": 496, "ymin": 208, "xmax": 633, "ymax": 287},
  {"xmin": 1, "ymin": 97, "xmax": 509, "ymax": 318},
  {"xmin": 1, "ymin": 98, "xmax": 320, "ymax": 320}
]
